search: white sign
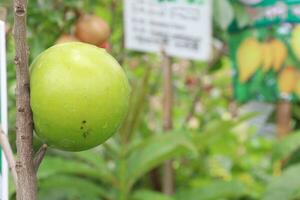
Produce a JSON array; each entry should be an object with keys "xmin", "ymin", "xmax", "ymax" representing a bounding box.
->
[
  {"xmin": 124, "ymin": 0, "xmax": 212, "ymax": 60},
  {"xmin": 0, "ymin": 20, "xmax": 9, "ymax": 200}
]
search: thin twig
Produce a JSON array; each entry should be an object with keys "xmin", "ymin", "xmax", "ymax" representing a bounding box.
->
[
  {"xmin": 0, "ymin": 126, "xmax": 18, "ymax": 186},
  {"xmin": 33, "ymin": 144, "xmax": 48, "ymax": 172}
]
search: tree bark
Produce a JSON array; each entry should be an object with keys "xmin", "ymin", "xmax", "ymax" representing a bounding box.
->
[
  {"xmin": 161, "ymin": 51, "xmax": 174, "ymax": 195},
  {"xmin": 13, "ymin": 0, "xmax": 37, "ymax": 199}
]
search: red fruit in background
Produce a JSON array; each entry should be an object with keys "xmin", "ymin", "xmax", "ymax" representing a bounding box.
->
[
  {"xmin": 185, "ymin": 75, "xmax": 198, "ymax": 87},
  {"xmin": 75, "ymin": 14, "xmax": 110, "ymax": 45},
  {"xmin": 56, "ymin": 34, "xmax": 79, "ymax": 44},
  {"xmin": 98, "ymin": 41, "xmax": 111, "ymax": 51},
  {"xmin": 99, "ymin": 41, "xmax": 109, "ymax": 49}
]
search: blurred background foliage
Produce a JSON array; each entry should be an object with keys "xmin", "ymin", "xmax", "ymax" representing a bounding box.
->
[{"xmin": 2, "ymin": 0, "xmax": 300, "ymax": 199}]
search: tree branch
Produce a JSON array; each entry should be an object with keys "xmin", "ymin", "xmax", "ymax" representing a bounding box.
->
[
  {"xmin": 33, "ymin": 144, "xmax": 47, "ymax": 172},
  {"xmin": 13, "ymin": 0, "xmax": 37, "ymax": 199},
  {"xmin": 0, "ymin": 126, "xmax": 18, "ymax": 186}
]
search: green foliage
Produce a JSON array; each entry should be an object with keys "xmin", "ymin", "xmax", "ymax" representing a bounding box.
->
[
  {"xmin": 132, "ymin": 190, "xmax": 174, "ymax": 200},
  {"xmin": 263, "ymin": 164, "xmax": 300, "ymax": 200},
  {"xmin": 272, "ymin": 131, "xmax": 300, "ymax": 161},
  {"xmin": 39, "ymin": 175, "xmax": 107, "ymax": 200},
  {"xmin": 25, "ymin": 130, "xmax": 197, "ymax": 200},
  {"xmin": 175, "ymin": 180, "xmax": 246, "ymax": 200},
  {"xmin": 126, "ymin": 132, "xmax": 198, "ymax": 189}
]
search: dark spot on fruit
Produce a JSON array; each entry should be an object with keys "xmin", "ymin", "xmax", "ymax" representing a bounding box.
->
[
  {"xmin": 80, "ymin": 126, "xmax": 84, "ymax": 130},
  {"xmin": 82, "ymin": 120, "xmax": 87, "ymax": 124},
  {"xmin": 82, "ymin": 129, "xmax": 91, "ymax": 139},
  {"xmin": 82, "ymin": 132, "xmax": 88, "ymax": 138}
]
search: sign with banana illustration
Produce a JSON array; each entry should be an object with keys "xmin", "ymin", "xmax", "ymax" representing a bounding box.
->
[{"xmin": 231, "ymin": 0, "xmax": 300, "ymax": 102}]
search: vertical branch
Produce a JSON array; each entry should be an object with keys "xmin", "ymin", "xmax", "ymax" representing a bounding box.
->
[
  {"xmin": 13, "ymin": 0, "xmax": 37, "ymax": 199},
  {"xmin": 161, "ymin": 50, "xmax": 174, "ymax": 195}
]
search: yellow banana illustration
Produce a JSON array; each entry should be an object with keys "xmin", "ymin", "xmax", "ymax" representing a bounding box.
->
[
  {"xmin": 237, "ymin": 38, "xmax": 262, "ymax": 83},
  {"xmin": 271, "ymin": 39, "xmax": 287, "ymax": 71},
  {"xmin": 294, "ymin": 72, "xmax": 300, "ymax": 97},
  {"xmin": 278, "ymin": 66, "xmax": 297, "ymax": 94},
  {"xmin": 261, "ymin": 42, "xmax": 273, "ymax": 72},
  {"xmin": 291, "ymin": 25, "xmax": 300, "ymax": 60}
]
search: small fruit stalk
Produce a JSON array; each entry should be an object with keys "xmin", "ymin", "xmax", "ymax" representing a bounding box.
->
[
  {"xmin": 278, "ymin": 66, "xmax": 297, "ymax": 98},
  {"xmin": 236, "ymin": 37, "xmax": 262, "ymax": 83}
]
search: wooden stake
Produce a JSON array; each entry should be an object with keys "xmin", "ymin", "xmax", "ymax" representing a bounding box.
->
[
  {"xmin": 161, "ymin": 50, "xmax": 174, "ymax": 195},
  {"xmin": 276, "ymin": 100, "xmax": 292, "ymax": 138}
]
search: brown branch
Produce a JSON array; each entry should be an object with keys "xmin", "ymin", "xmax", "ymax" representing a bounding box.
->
[
  {"xmin": 13, "ymin": 0, "xmax": 37, "ymax": 199},
  {"xmin": 33, "ymin": 144, "xmax": 47, "ymax": 172},
  {"xmin": 0, "ymin": 127, "xmax": 18, "ymax": 186}
]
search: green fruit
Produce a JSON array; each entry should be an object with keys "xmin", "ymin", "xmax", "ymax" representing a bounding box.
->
[{"xmin": 30, "ymin": 42, "xmax": 130, "ymax": 151}]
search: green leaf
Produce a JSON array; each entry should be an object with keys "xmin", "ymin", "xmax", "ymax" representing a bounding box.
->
[
  {"xmin": 263, "ymin": 164, "xmax": 300, "ymax": 200},
  {"xmin": 193, "ymin": 113, "xmax": 257, "ymax": 151},
  {"xmin": 38, "ymin": 175, "xmax": 109, "ymax": 200},
  {"xmin": 175, "ymin": 180, "xmax": 246, "ymax": 200},
  {"xmin": 192, "ymin": 119, "xmax": 235, "ymax": 150},
  {"xmin": 272, "ymin": 131, "xmax": 300, "ymax": 161},
  {"xmin": 38, "ymin": 156, "xmax": 116, "ymax": 186},
  {"xmin": 213, "ymin": 0, "xmax": 234, "ymax": 30},
  {"xmin": 73, "ymin": 150, "xmax": 108, "ymax": 168},
  {"xmin": 132, "ymin": 190, "xmax": 174, "ymax": 200},
  {"xmin": 126, "ymin": 132, "xmax": 197, "ymax": 188}
]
